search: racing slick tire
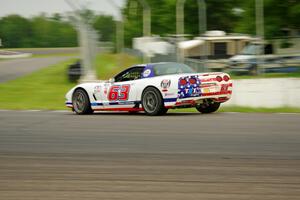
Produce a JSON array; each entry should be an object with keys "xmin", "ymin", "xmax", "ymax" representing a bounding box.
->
[
  {"xmin": 128, "ymin": 111, "xmax": 139, "ymax": 114},
  {"xmin": 196, "ymin": 102, "xmax": 220, "ymax": 114},
  {"xmin": 160, "ymin": 107, "xmax": 169, "ymax": 115},
  {"xmin": 142, "ymin": 87, "xmax": 167, "ymax": 116},
  {"xmin": 72, "ymin": 88, "xmax": 94, "ymax": 115}
]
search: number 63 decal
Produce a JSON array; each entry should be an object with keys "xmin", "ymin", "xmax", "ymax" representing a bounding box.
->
[{"xmin": 108, "ymin": 85, "xmax": 130, "ymax": 101}]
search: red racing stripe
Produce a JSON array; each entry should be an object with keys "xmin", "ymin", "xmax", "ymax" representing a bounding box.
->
[{"xmin": 202, "ymin": 90, "xmax": 232, "ymax": 96}]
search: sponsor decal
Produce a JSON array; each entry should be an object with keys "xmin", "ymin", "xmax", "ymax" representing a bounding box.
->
[
  {"xmin": 94, "ymin": 85, "xmax": 101, "ymax": 93},
  {"xmin": 161, "ymin": 79, "xmax": 171, "ymax": 91},
  {"xmin": 164, "ymin": 92, "xmax": 175, "ymax": 97},
  {"xmin": 143, "ymin": 69, "xmax": 152, "ymax": 77}
]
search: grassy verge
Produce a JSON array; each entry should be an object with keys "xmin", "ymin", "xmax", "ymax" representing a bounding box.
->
[
  {"xmin": 94, "ymin": 53, "xmax": 141, "ymax": 80},
  {"xmin": 230, "ymin": 72, "xmax": 300, "ymax": 79},
  {"xmin": 169, "ymin": 106, "xmax": 300, "ymax": 113},
  {"xmin": 0, "ymin": 53, "xmax": 140, "ymax": 110},
  {"xmin": 0, "ymin": 59, "xmax": 77, "ymax": 110}
]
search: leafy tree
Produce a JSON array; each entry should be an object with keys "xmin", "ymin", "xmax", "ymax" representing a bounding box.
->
[
  {"xmin": 93, "ymin": 15, "xmax": 116, "ymax": 42},
  {"xmin": 0, "ymin": 15, "xmax": 32, "ymax": 47},
  {"xmin": 235, "ymin": 0, "xmax": 300, "ymax": 39},
  {"xmin": 30, "ymin": 15, "xmax": 77, "ymax": 47},
  {"xmin": 122, "ymin": 0, "xmax": 241, "ymax": 46},
  {"xmin": 0, "ymin": 14, "xmax": 78, "ymax": 48},
  {"xmin": 184, "ymin": 0, "xmax": 241, "ymax": 35}
]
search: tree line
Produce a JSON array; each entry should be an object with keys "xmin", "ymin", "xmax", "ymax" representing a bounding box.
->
[
  {"xmin": 123, "ymin": 0, "xmax": 300, "ymax": 46},
  {"xmin": 0, "ymin": 14, "xmax": 77, "ymax": 48},
  {"xmin": 0, "ymin": 0, "xmax": 299, "ymax": 48},
  {"xmin": 0, "ymin": 13, "xmax": 115, "ymax": 48}
]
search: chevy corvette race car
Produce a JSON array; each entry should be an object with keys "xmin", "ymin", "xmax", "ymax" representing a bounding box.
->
[{"xmin": 65, "ymin": 62, "xmax": 232, "ymax": 116}]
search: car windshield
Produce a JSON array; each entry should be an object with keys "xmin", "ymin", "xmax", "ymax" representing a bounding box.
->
[
  {"xmin": 240, "ymin": 44, "xmax": 262, "ymax": 55},
  {"xmin": 153, "ymin": 63, "xmax": 195, "ymax": 76}
]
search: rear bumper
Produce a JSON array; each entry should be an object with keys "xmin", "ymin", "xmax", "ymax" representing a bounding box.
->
[{"xmin": 164, "ymin": 90, "xmax": 232, "ymax": 108}]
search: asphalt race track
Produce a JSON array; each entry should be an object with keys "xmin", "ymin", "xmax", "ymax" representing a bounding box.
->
[
  {"xmin": 0, "ymin": 110, "xmax": 300, "ymax": 199},
  {"xmin": 0, "ymin": 56, "xmax": 75, "ymax": 83}
]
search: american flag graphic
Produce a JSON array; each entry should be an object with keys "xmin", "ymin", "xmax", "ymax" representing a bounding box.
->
[{"xmin": 178, "ymin": 75, "xmax": 201, "ymax": 99}]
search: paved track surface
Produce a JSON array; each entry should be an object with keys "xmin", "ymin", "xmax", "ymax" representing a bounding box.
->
[
  {"xmin": 0, "ymin": 56, "xmax": 75, "ymax": 83},
  {"xmin": 14, "ymin": 47, "xmax": 79, "ymax": 55},
  {"xmin": 0, "ymin": 110, "xmax": 300, "ymax": 199}
]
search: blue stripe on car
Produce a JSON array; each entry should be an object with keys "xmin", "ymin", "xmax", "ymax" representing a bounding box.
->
[
  {"xmin": 163, "ymin": 98, "xmax": 177, "ymax": 102},
  {"xmin": 69, "ymin": 99, "xmax": 177, "ymax": 106},
  {"xmin": 91, "ymin": 102, "xmax": 103, "ymax": 106}
]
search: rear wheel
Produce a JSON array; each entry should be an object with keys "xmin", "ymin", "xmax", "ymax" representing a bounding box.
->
[
  {"xmin": 142, "ymin": 87, "xmax": 167, "ymax": 116},
  {"xmin": 72, "ymin": 89, "xmax": 93, "ymax": 115},
  {"xmin": 196, "ymin": 102, "xmax": 220, "ymax": 114},
  {"xmin": 160, "ymin": 107, "xmax": 169, "ymax": 115}
]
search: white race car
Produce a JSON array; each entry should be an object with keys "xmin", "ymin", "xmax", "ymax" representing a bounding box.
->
[{"xmin": 65, "ymin": 62, "xmax": 232, "ymax": 116}]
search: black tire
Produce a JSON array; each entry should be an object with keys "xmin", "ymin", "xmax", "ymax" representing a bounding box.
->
[
  {"xmin": 72, "ymin": 89, "xmax": 94, "ymax": 115},
  {"xmin": 160, "ymin": 107, "xmax": 169, "ymax": 115},
  {"xmin": 142, "ymin": 87, "xmax": 166, "ymax": 116},
  {"xmin": 196, "ymin": 102, "xmax": 220, "ymax": 114},
  {"xmin": 128, "ymin": 111, "xmax": 139, "ymax": 114}
]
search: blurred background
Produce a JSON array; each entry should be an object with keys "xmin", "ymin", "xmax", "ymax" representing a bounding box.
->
[
  {"xmin": 1, "ymin": 2, "xmax": 300, "ymax": 200},
  {"xmin": 0, "ymin": 0, "xmax": 300, "ymax": 111}
]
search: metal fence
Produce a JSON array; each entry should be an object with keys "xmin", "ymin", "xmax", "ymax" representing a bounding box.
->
[{"xmin": 124, "ymin": 47, "xmax": 300, "ymax": 75}]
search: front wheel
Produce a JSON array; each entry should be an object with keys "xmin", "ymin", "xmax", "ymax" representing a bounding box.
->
[
  {"xmin": 196, "ymin": 102, "xmax": 220, "ymax": 114},
  {"xmin": 72, "ymin": 89, "xmax": 94, "ymax": 115},
  {"xmin": 142, "ymin": 87, "xmax": 167, "ymax": 116}
]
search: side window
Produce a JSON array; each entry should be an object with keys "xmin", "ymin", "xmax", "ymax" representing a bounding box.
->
[{"xmin": 115, "ymin": 67, "xmax": 144, "ymax": 82}]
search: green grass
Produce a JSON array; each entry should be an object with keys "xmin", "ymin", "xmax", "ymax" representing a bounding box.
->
[
  {"xmin": 230, "ymin": 72, "xmax": 300, "ymax": 79},
  {"xmin": 0, "ymin": 53, "xmax": 140, "ymax": 110},
  {"xmin": 169, "ymin": 106, "xmax": 300, "ymax": 113},
  {"xmin": 94, "ymin": 53, "xmax": 141, "ymax": 80},
  {"xmin": 0, "ymin": 59, "xmax": 77, "ymax": 110}
]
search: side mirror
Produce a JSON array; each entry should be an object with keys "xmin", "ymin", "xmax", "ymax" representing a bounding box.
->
[{"xmin": 109, "ymin": 78, "xmax": 115, "ymax": 83}]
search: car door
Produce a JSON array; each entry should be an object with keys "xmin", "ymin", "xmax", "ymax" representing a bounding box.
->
[{"xmin": 102, "ymin": 66, "xmax": 144, "ymax": 109}]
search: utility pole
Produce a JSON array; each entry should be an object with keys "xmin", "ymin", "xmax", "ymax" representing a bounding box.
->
[
  {"xmin": 256, "ymin": 0, "xmax": 264, "ymax": 41},
  {"xmin": 255, "ymin": 0, "xmax": 264, "ymax": 74},
  {"xmin": 108, "ymin": 0, "xmax": 124, "ymax": 54},
  {"xmin": 65, "ymin": 0, "xmax": 97, "ymax": 82},
  {"xmin": 198, "ymin": 0, "xmax": 207, "ymax": 71},
  {"xmin": 176, "ymin": 0, "xmax": 207, "ymax": 36},
  {"xmin": 135, "ymin": 0, "xmax": 151, "ymax": 62},
  {"xmin": 176, "ymin": 0, "xmax": 207, "ymax": 67},
  {"xmin": 138, "ymin": 0, "xmax": 151, "ymax": 37},
  {"xmin": 176, "ymin": 0, "xmax": 186, "ymax": 63},
  {"xmin": 198, "ymin": 0, "xmax": 207, "ymax": 35},
  {"xmin": 176, "ymin": 0, "xmax": 185, "ymax": 36}
]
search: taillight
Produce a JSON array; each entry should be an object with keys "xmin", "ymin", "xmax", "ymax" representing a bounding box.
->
[
  {"xmin": 179, "ymin": 79, "xmax": 187, "ymax": 85},
  {"xmin": 216, "ymin": 76, "xmax": 222, "ymax": 82},
  {"xmin": 189, "ymin": 78, "xmax": 196, "ymax": 84},
  {"xmin": 223, "ymin": 75, "xmax": 230, "ymax": 82}
]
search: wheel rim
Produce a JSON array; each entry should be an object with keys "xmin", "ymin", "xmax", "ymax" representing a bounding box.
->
[
  {"xmin": 143, "ymin": 91, "xmax": 158, "ymax": 113},
  {"xmin": 73, "ymin": 91, "xmax": 86, "ymax": 113}
]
